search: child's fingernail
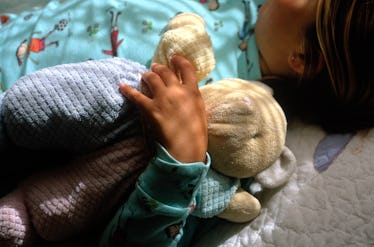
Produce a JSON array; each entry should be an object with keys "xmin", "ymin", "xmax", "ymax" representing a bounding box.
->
[{"xmin": 150, "ymin": 63, "xmax": 157, "ymax": 70}]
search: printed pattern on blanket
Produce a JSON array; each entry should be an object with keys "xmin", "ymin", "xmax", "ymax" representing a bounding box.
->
[{"xmin": 0, "ymin": 0, "xmax": 266, "ymax": 91}]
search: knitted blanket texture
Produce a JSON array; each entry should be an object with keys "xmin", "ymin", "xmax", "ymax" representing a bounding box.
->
[
  {"xmin": 1, "ymin": 58, "xmax": 147, "ymax": 152},
  {"xmin": 0, "ymin": 136, "xmax": 150, "ymax": 244},
  {"xmin": 0, "ymin": 58, "xmax": 152, "ymax": 245}
]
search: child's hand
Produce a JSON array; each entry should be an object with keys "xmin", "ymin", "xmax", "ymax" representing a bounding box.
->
[{"xmin": 119, "ymin": 55, "xmax": 208, "ymax": 163}]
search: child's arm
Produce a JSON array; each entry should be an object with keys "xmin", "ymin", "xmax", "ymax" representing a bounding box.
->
[{"xmin": 100, "ymin": 55, "xmax": 210, "ymax": 247}]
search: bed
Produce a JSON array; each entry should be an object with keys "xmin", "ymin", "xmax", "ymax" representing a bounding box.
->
[
  {"xmin": 1, "ymin": 1, "xmax": 374, "ymax": 247},
  {"xmin": 193, "ymin": 120, "xmax": 374, "ymax": 246}
]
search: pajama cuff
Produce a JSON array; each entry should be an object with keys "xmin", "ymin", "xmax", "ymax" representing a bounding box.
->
[{"xmin": 137, "ymin": 143, "xmax": 210, "ymax": 209}]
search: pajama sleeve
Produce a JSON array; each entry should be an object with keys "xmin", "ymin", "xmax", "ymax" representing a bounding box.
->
[{"xmin": 100, "ymin": 143, "xmax": 210, "ymax": 247}]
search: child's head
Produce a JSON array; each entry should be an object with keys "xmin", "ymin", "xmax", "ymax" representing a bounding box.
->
[{"xmin": 255, "ymin": 0, "xmax": 373, "ymax": 132}]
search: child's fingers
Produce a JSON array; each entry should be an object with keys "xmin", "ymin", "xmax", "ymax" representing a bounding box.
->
[
  {"xmin": 141, "ymin": 71, "xmax": 167, "ymax": 96},
  {"xmin": 171, "ymin": 55, "xmax": 197, "ymax": 88},
  {"xmin": 150, "ymin": 63, "xmax": 180, "ymax": 87},
  {"xmin": 119, "ymin": 84, "xmax": 152, "ymax": 111}
]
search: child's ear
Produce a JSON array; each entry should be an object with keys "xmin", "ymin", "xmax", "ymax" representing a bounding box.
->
[
  {"xmin": 288, "ymin": 51, "xmax": 305, "ymax": 75},
  {"xmin": 288, "ymin": 51, "xmax": 325, "ymax": 75}
]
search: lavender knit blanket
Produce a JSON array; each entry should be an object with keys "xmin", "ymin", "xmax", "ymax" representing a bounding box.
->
[{"xmin": 0, "ymin": 58, "xmax": 147, "ymax": 152}]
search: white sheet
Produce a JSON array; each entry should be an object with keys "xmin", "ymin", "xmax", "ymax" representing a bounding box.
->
[{"xmin": 194, "ymin": 121, "xmax": 374, "ymax": 247}]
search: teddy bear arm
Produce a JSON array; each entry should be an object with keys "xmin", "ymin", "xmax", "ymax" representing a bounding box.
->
[{"xmin": 217, "ymin": 188, "xmax": 261, "ymax": 223}]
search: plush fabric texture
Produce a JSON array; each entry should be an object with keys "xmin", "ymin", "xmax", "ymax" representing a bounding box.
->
[
  {"xmin": 200, "ymin": 79, "xmax": 287, "ymax": 178},
  {"xmin": 1, "ymin": 58, "xmax": 147, "ymax": 153},
  {"xmin": 152, "ymin": 13, "xmax": 215, "ymax": 83},
  {"xmin": 189, "ymin": 79, "xmax": 288, "ymax": 222}
]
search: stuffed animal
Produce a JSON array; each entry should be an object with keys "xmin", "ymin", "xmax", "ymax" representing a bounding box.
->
[
  {"xmin": 0, "ymin": 12, "xmax": 295, "ymax": 246},
  {"xmin": 193, "ymin": 78, "xmax": 296, "ymax": 223}
]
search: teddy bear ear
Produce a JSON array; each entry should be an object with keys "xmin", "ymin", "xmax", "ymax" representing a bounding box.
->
[{"xmin": 255, "ymin": 146, "xmax": 296, "ymax": 189}]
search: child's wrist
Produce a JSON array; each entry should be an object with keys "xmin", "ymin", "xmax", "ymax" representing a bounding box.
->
[{"xmin": 166, "ymin": 140, "xmax": 207, "ymax": 163}]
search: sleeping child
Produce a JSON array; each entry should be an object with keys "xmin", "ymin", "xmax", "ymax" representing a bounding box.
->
[{"xmin": 1, "ymin": 0, "xmax": 372, "ymax": 246}]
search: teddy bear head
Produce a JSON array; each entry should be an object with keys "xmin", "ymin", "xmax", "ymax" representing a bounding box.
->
[{"xmin": 200, "ymin": 78, "xmax": 288, "ymax": 179}]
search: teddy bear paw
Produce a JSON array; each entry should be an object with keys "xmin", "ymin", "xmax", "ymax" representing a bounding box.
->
[{"xmin": 152, "ymin": 13, "xmax": 215, "ymax": 82}]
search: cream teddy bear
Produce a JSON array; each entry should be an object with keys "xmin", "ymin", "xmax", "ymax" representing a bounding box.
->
[{"xmin": 193, "ymin": 78, "xmax": 296, "ymax": 223}]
